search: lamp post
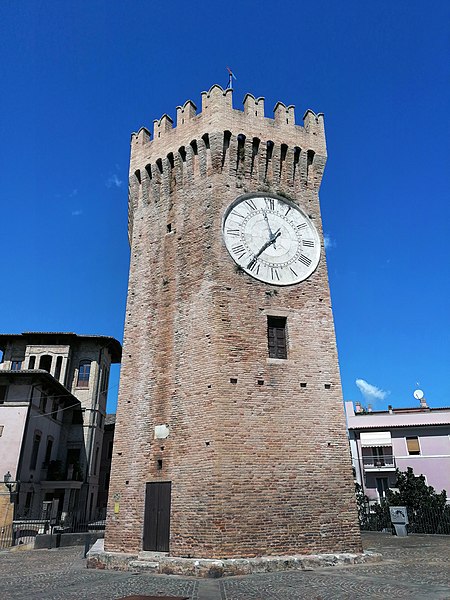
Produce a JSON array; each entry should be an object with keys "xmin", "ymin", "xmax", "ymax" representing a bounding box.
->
[{"xmin": 3, "ymin": 471, "xmax": 19, "ymax": 501}]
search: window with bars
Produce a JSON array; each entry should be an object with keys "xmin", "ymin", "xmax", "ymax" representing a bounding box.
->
[
  {"xmin": 267, "ymin": 316, "xmax": 287, "ymax": 359},
  {"xmin": 406, "ymin": 436, "xmax": 421, "ymax": 455}
]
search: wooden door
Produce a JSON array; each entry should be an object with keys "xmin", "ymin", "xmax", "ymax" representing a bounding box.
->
[{"xmin": 143, "ymin": 481, "xmax": 171, "ymax": 552}]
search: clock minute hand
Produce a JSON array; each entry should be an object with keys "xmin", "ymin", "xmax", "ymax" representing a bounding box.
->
[
  {"xmin": 247, "ymin": 230, "xmax": 281, "ymax": 269},
  {"xmin": 263, "ymin": 211, "xmax": 274, "ymax": 238}
]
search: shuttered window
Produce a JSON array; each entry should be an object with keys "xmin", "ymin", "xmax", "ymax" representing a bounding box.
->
[
  {"xmin": 406, "ymin": 436, "xmax": 420, "ymax": 455},
  {"xmin": 267, "ymin": 316, "xmax": 287, "ymax": 359}
]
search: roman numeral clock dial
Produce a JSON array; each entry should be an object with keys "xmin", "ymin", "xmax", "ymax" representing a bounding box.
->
[{"xmin": 223, "ymin": 194, "xmax": 321, "ymax": 286}]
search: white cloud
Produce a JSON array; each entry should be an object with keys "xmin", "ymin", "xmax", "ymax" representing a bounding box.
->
[
  {"xmin": 106, "ymin": 173, "xmax": 123, "ymax": 188},
  {"xmin": 71, "ymin": 209, "xmax": 83, "ymax": 216},
  {"xmin": 324, "ymin": 233, "xmax": 335, "ymax": 249},
  {"xmin": 69, "ymin": 189, "xmax": 78, "ymax": 198},
  {"xmin": 355, "ymin": 378, "xmax": 389, "ymax": 403}
]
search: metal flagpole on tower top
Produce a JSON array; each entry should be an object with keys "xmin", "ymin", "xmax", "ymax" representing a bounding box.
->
[{"xmin": 226, "ymin": 66, "xmax": 236, "ymax": 89}]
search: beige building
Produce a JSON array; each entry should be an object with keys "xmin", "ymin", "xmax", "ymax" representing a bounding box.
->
[
  {"xmin": 0, "ymin": 332, "xmax": 121, "ymax": 527},
  {"xmin": 105, "ymin": 84, "xmax": 361, "ymax": 562}
]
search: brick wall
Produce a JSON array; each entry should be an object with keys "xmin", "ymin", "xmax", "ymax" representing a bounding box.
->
[{"xmin": 105, "ymin": 85, "xmax": 362, "ymax": 558}]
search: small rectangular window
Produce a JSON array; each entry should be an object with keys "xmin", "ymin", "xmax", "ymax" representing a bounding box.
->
[
  {"xmin": 0, "ymin": 425, "xmax": 4, "ymax": 437},
  {"xmin": 28, "ymin": 356, "xmax": 36, "ymax": 369},
  {"xmin": 267, "ymin": 316, "xmax": 287, "ymax": 359},
  {"xmin": 11, "ymin": 361, "xmax": 22, "ymax": 371},
  {"xmin": 406, "ymin": 436, "xmax": 420, "ymax": 455}
]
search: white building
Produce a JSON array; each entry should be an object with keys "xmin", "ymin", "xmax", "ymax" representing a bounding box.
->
[{"xmin": 0, "ymin": 332, "xmax": 121, "ymax": 526}]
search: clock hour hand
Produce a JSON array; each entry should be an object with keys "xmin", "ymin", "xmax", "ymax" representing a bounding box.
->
[{"xmin": 247, "ymin": 230, "xmax": 281, "ymax": 269}]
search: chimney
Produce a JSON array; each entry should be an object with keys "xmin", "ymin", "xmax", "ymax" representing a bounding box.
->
[
  {"xmin": 420, "ymin": 397, "xmax": 428, "ymax": 409},
  {"xmin": 367, "ymin": 404, "xmax": 373, "ymax": 413},
  {"xmin": 388, "ymin": 405, "xmax": 393, "ymax": 414},
  {"xmin": 355, "ymin": 402, "xmax": 362, "ymax": 414}
]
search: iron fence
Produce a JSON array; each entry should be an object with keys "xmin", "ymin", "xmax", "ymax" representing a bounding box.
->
[
  {"xmin": 0, "ymin": 520, "xmax": 51, "ymax": 549},
  {"xmin": 0, "ymin": 514, "xmax": 105, "ymax": 550},
  {"xmin": 360, "ymin": 503, "xmax": 450, "ymax": 534}
]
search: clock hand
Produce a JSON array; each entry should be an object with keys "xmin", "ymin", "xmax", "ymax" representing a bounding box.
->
[
  {"xmin": 247, "ymin": 230, "xmax": 281, "ymax": 269},
  {"xmin": 264, "ymin": 212, "xmax": 280, "ymax": 249},
  {"xmin": 263, "ymin": 211, "xmax": 274, "ymax": 238}
]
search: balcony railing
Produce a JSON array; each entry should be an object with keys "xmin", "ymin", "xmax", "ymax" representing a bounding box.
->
[{"xmin": 362, "ymin": 455, "xmax": 396, "ymax": 470}]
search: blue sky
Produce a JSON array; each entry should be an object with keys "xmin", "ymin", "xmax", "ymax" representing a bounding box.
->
[{"xmin": 1, "ymin": 1, "xmax": 449, "ymax": 412}]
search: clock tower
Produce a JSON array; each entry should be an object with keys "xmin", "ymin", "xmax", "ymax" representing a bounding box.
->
[{"xmin": 105, "ymin": 85, "xmax": 362, "ymax": 563}]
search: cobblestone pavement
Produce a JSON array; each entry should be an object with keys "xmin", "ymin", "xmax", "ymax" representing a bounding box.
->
[{"xmin": 0, "ymin": 532, "xmax": 449, "ymax": 599}]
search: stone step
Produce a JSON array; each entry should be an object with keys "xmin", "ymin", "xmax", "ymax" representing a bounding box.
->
[
  {"xmin": 138, "ymin": 550, "xmax": 168, "ymax": 560},
  {"xmin": 129, "ymin": 559, "xmax": 160, "ymax": 571}
]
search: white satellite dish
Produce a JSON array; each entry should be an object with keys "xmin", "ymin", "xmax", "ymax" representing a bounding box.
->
[{"xmin": 413, "ymin": 389, "xmax": 424, "ymax": 400}]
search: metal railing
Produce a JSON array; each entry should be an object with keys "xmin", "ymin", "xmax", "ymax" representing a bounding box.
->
[
  {"xmin": 360, "ymin": 504, "xmax": 450, "ymax": 534},
  {"xmin": 0, "ymin": 511, "xmax": 106, "ymax": 550},
  {"xmin": 0, "ymin": 520, "xmax": 50, "ymax": 549},
  {"xmin": 362, "ymin": 455, "xmax": 396, "ymax": 469}
]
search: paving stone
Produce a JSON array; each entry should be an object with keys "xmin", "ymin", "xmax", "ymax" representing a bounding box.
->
[{"xmin": 0, "ymin": 532, "xmax": 449, "ymax": 599}]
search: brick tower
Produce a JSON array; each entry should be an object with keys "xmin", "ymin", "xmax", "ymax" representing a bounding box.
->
[{"xmin": 105, "ymin": 85, "xmax": 362, "ymax": 559}]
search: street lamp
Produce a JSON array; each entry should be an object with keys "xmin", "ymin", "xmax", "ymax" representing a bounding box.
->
[{"xmin": 3, "ymin": 471, "xmax": 18, "ymax": 495}]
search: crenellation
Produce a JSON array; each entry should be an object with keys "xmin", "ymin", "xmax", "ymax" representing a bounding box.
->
[
  {"xmin": 129, "ymin": 89, "xmax": 326, "ymax": 182},
  {"xmin": 132, "ymin": 127, "xmax": 151, "ymax": 146},
  {"xmin": 153, "ymin": 114, "xmax": 174, "ymax": 140},
  {"xmin": 176, "ymin": 100, "xmax": 197, "ymax": 127},
  {"xmin": 303, "ymin": 109, "xmax": 324, "ymax": 136},
  {"xmin": 286, "ymin": 105, "xmax": 295, "ymax": 124},
  {"xmin": 201, "ymin": 84, "xmax": 233, "ymax": 114},
  {"xmin": 243, "ymin": 93, "xmax": 265, "ymax": 118}
]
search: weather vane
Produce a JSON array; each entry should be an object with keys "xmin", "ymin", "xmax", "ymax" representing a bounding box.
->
[{"xmin": 226, "ymin": 66, "xmax": 237, "ymax": 89}]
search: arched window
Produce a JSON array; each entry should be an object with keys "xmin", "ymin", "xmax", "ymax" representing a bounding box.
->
[
  {"xmin": 77, "ymin": 361, "xmax": 91, "ymax": 388},
  {"xmin": 54, "ymin": 356, "xmax": 63, "ymax": 381},
  {"xmin": 39, "ymin": 355, "xmax": 52, "ymax": 373}
]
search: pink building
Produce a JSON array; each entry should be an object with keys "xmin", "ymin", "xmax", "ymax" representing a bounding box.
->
[{"xmin": 345, "ymin": 400, "xmax": 450, "ymax": 504}]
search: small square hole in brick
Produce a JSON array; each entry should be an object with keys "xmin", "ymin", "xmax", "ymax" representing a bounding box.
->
[
  {"xmin": 167, "ymin": 223, "xmax": 172, "ymax": 233},
  {"xmin": 300, "ymin": 382, "xmax": 307, "ymax": 388},
  {"xmin": 257, "ymin": 379, "xmax": 264, "ymax": 385},
  {"xmin": 325, "ymin": 383, "xmax": 331, "ymax": 389},
  {"xmin": 157, "ymin": 459, "xmax": 163, "ymax": 470},
  {"xmin": 230, "ymin": 378, "xmax": 237, "ymax": 384}
]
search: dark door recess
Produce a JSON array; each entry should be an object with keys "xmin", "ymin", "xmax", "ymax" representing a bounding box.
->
[{"xmin": 143, "ymin": 481, "xmax": 171, "ymax": 552}]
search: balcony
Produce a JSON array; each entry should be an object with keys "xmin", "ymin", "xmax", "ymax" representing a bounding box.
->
[
  {"xmin": 40, "ymin": 460, "xmax": 84, "ymax": 487},
  {"xmin": 362, "ymin": 454, "xmax": 396, "ymax": 472}
]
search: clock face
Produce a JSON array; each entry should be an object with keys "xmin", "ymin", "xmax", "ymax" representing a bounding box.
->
[{"xmin": 223, "ymin": 194, "xmax": 320, "ymax": 286}]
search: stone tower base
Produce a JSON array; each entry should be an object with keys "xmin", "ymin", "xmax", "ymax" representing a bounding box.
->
[{"xmin": 87, "ymin": 539, "xmax": 381, "ymax": 578}]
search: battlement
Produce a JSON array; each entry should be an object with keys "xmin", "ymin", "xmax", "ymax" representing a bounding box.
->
[
  {"xmin": 128, "ymin": 85, "xmax": 327, "ymax": 243},
  {"xmin": 130, "ymin": 84, "xmax": 326, "ymax": 161}
]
